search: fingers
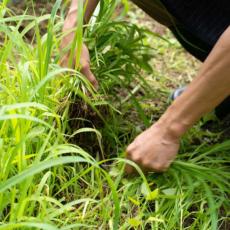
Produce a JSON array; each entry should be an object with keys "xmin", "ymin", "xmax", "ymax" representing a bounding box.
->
[
  {"xmin": 81, "ymin": 63, "xmax": 99, "ymax": 90},
  {"xmin": 125, "ymin": 151, "xmax": 167, "ymax": 175},
  {"xmin": 125, "ymin": 143, "xmax": 142, "ymax": 175},
  {"xmin": 125, "ymin": 139, "xmax": 173, "ymax": 174},
  {"xmin": 60, "ymin": 55, "xmax": 99, "ymax": 90}
]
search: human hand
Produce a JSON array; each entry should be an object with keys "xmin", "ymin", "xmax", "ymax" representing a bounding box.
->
[
  {"xmin": 126, "ymin": 122, "xmax": 180, "ymax": 173},
  {"xmin": 60, "ymin": 15, "xmax": 98, "ymax": 89}
]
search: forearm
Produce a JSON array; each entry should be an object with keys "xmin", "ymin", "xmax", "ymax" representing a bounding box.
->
[
  {"xmin": 160, "ymin": 26, "xmax": 230, "ymax": 137},
  {"xmin": 67, "ymin": 0, "xmax": 99, "ymax": 26},
  {"xmin": 61, "ymin": 0, "xmax": 99, "ymax": 86}
]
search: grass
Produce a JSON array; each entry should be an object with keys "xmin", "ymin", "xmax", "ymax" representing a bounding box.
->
[{"xmin": 0, "ymin": 0, "xmax": 229, "ymax": 229}]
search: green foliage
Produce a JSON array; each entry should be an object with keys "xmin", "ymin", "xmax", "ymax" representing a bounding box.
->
[{"xmin": 0, "ymin": 0, "xmax": 229, "ymax": 229}]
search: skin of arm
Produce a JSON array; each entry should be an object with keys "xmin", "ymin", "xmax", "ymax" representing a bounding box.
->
[
  {"xmin": 60, "ymin": 0, "xmax": 100, "ymax": 88},
  {"xmin": 126, "ymin": 26, "xmax": 230, "ymax": 173},
  {"xmin": 67, "ymin": 0, "xmax": 99, "ymax": 25}
]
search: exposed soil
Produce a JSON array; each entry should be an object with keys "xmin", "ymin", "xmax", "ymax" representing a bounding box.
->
[
  {"xmin": 7, "ymin": 0, "xmax": 57, "ymax": 39},
  {"xmin": 202, "ymin": 114, "xmax": 230, "ymax": 142},
  {"xmin": 9, "ymin": 0, "xmax": 55, "ymax": 16},
  {"xmin": 65, "ymin": 95, "xmax": 111, "ymax": 158}
]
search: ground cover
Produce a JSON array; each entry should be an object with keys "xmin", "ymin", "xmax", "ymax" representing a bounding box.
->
[{"xmin": 0, "ymin": 0, "xmax": 229, "ymax": 229}]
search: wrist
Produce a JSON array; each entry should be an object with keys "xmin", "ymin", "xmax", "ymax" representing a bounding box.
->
[{"xmin": 156, "ymin": 105, "xmax": 190, "ymax": 140}]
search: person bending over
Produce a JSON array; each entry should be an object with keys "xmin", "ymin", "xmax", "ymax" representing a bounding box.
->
[{"xmin": 61, "ymin": 0, "xmax": 230, "ymax": 173}]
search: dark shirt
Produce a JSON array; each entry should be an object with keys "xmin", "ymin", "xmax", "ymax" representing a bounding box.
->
[
  {"xmin": 161, "ymin": 0, "xmax": 230, "ymax": 61},
  {"xmin": 161, "ymin": 0, "xmax": 230, "ymax": 118}
]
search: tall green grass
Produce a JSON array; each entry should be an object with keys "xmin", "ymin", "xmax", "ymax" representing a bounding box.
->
[{"xmin": 0, "ymin": 0, "xmax": 229, "ymax": 229}]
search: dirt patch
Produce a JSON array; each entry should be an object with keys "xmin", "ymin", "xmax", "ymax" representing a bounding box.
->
[
  {"xmin": 127, "ymin": 3, "xmax": 168, "ymax": 35},
  {"xmin": 202, "ymin": 115, "xmax": 230, "ymax": 142},
  {"xmin": 6, "ymin": 0, "xmax": 57, "ymax": 39},
  {"xmin": 64, "ymin": 95, "xmax": 111, "ymax": 158},
  {"xmin": 9, "ymin": 0, "xmax": 55, "ymax": 15}
]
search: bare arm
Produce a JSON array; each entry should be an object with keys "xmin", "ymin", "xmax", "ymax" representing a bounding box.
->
[
  {"xmin": 161, "ymin": 26, "xmax": 230, "ymax": 137},
  {"xmin": 60, "ymin": 0, "xmax": 100, "ymax": 88},
  {"xmin": 126, "ymin": 26, "xmax": 230, "ymax": 173},
  {"xmin": 66, "ymin": 0, "xmax": 100, "ymax": 27}
]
